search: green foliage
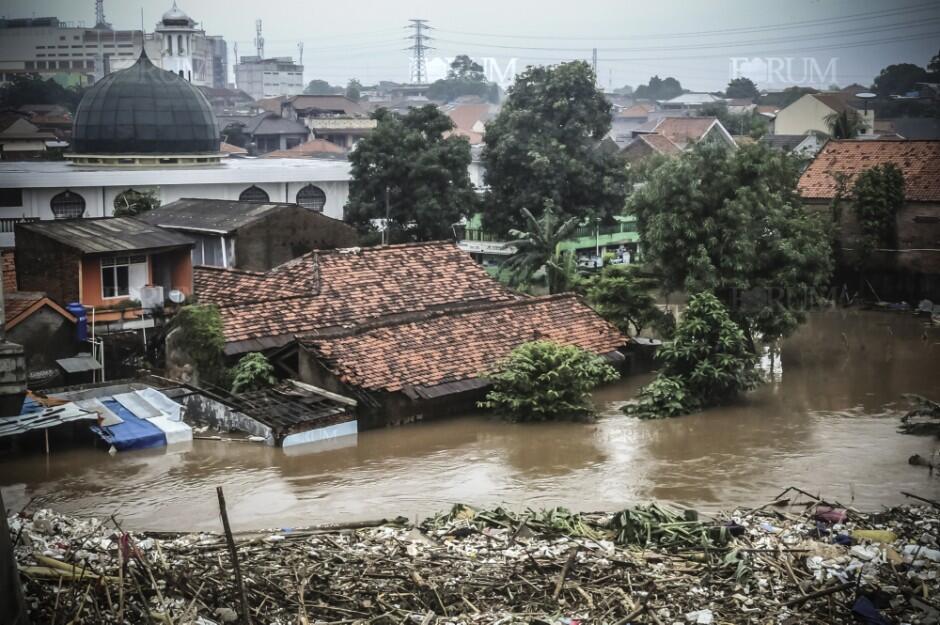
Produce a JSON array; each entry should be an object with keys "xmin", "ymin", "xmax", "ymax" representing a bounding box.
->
[
  {"xmin": 221, "ymin": 122, "xmax": 249, "ymax": 148},
  {"xmin": 756, "ymin": 86, "xmax": 818, "ymax": 109},
  {"xmin": 700, "ymin": 103, "xmax": 768, "ymax": 138},
  {"xmin": 633, "ymin": 75, "xmax": 684, "ymax": 101},
  {"xmin": 426, "ymin": 55, "xmax": 499, "ymax": 103},
  {"xmin": 346, "ymin": 105, "xmax": 477, "ymax": 241},
  {"xmin": 481, "ymin": 61, "xmax": 627, "ymax": 234},
  {"xmin": 628, "ymin": 141, "xmax": 833, "ymax": 347},
  {"xmin": 586, "ymin": 265, "xmax": 668, "ymax": 337},
  {"xmin": 113, "ymin": 189, "xmax": 160, "ymax": 217},
  {"xmin": 171, "ymin": 305, "xmax": 226, "ymax": 386},
  {"xmin": 345, "ymin": 78, "xmax": 362, "ymax": 102},
  {"xmin": 851, "ymin": 163, "xmax": 905, "ymax": 264},
  {"xmin": 625, "ymin": 293, "xmax": 760, "ymax": 419},
  {"xmin": 873, "ymin": 63, "xmax": 930, "ymax": 97},
  {"xmin": 0, "ymin": 74, "xmax": 85, "ymax": 112},
  {"xmin": 480, "ymin": 340, "xmax": 619, "ymax": 421},
  {"xmin": 824, "ymin": 109, "xmax": 868, "ymax": 139},
  {"xmin": 501, "ymin": 207, "xmax": 580, "ymax": 293},
  {"xmin": 930, "ymin": 49, "xmax": 940, "ymax": 74},
  {"xmin": 725, "ymin": 77, "xmax": 759, "ymax": 100},
  {"xmin": 230, "ymin": 352, "xmax": 276, "ymax": 394},
  {"xmin": 304, "ymin": 79, "xmax": 343, "ymax": 95}
]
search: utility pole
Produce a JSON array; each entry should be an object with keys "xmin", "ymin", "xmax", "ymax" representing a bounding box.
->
[
  {"xmin": 297, "ymin": 42, "xmax": 303, "ymax": 66},
  {"xmin": 254, "ymin": 19, "xmax": 264, "ymax": 58},
  {"xmin": 591, "ymin": 48, "xmax": 597, "ymax": 84},
  {"xmin": 406, "ymin": 19, "xmax": 433, "ymax": 84}
]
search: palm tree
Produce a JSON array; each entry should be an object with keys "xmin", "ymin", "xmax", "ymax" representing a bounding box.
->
[
  {"xmin": 501, "ymin": 207, "xmax": 580, "ymax": 293},
  {"xmin": 824, "ymin": 109, "xmax": 868, "ymax": 139}
]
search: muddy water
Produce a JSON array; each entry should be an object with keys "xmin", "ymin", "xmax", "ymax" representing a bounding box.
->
[{"xmin": 2, "ymin": 309, "xmax": 939, "ymax": 531}]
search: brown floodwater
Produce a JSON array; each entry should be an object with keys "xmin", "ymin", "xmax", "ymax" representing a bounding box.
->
[{"xmin": 2, "ymin": 309, "xmax": 939, "ymax": 531}]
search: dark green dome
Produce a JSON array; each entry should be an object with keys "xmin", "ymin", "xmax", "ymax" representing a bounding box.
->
[{"xmin": 72, "ymin": 50, "xmax": 219, "ymax": 155}]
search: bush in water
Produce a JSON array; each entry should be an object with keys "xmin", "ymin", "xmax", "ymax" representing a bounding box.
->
[
  {"xmin": 230, "ymin": 352, "xmax": 276, "ymax": 394},
  {"xmin": 480, "ymin": 340, "xmax": 619, "ymax": 421}
]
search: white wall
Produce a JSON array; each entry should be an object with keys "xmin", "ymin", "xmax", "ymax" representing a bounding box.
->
[{"xmin": 6, "ymin": 179, "xmax": 349, "ymax": 225}]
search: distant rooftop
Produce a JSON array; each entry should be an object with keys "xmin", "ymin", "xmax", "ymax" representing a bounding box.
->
[{"xmin": 18, "ymin": 217, "xmax": 193, "ymax": 254}]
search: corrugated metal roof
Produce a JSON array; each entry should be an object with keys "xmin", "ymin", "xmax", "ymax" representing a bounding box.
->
[
  {"xmin": 0, "ymin": 404, "xmax": 98, "ymax": 438},
  {"xmin": 140, "ymin": 198, "xmax": 293, "ymax": 234},
  {"xmin": 19, "ymin": 217, "xmax": 194, "ymax": 254}
]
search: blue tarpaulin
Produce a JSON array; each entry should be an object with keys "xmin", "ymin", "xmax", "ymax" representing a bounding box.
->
[{"xmin": 91, "ymin": 399, "xmax": 166, "ymax": 451}]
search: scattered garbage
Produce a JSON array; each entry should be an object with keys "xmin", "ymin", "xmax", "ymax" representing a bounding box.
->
[
  {"xmin": 6, "ymin": 487, "xmax": 940, "ymax": 624},
  {"xmin": 899, "ymin": 393, "xmax": 940, "ymax": 437}
]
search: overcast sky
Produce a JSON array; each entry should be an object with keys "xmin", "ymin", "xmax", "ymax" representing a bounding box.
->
[{"xmin": 3, "ymin": 0, "xmax": 938, "ymax": 91}]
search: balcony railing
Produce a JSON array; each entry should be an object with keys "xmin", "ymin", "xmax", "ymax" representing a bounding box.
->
[{"xmin": 0, "ymin": 217, "xmax": 39, "ymax": 233}]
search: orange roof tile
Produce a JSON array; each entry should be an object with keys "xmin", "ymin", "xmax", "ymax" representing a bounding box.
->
[
  {"xmin": 798, "ymin": 140, "xmax": 940, "ymax": 202},
  {"xmin": 638, "ymin": 133, "xmax": 682, "ymax": 154},
  {"xmin": 194, "ymin": 242, "xmax": 521, "ymax": 353},
  {"xmin": 617, "ymin": 103, "xmax": 655, "ymax": 118},
  {"xmin": 302, "ymin": 294, "xmax": 627, "ymax": 394},
  {"xmin": 262, "ymin": 138, "xmax": 345, "ymax": 158},
  {"xmin": 220, "ymin": 141, "xmax": 247, "ymax": 154},
  {"xmin": 652, "ymin": 117, "xmax": 720, "ymax": 146}
]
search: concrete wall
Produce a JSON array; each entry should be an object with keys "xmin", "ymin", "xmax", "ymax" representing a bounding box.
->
[
  {"xmin": 13, "ymin": 226, "xmax": 81, "ymax": 303},
  {"xmin": 233, "ymin": 205, "xmax": 358, "ymax": 271},
  {"xmin": 8, "ymin": 306, "xmax": 76, "ymax": 387},
  {"xmin": 774, "ymin": 94, "xmax": 875, "ymax": 136},
  {"xmin": 4, "ymin": 180, "xmax": 350, "ymax": 225}
]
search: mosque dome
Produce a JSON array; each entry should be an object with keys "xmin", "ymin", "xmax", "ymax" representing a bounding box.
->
[
  {"xmin": 71, "ymin": 50, "xmax": 220, "ymax": 158},
  {"xmin": 161, "ymin": 2, "xmax": 194, "ymax": 27}
]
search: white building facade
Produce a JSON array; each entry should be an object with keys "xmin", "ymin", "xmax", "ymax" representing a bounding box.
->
[{"xmin": 235, "ymin": 57, "xmax": 304, "ymax": 101}]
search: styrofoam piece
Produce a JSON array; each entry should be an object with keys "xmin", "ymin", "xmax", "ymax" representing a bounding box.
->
[
  {"xmin": 135, "ymin": 388, "xmax": 182, "ymax": 422},
  {"xmin": 75, "ymin": 398, "xmax": 124, "ymax": 427},
  {"xmin": 112, "ymin": 392, "xmax": 162, "ymax": 420},
  {"xmin": 147, "ymin": 416, "xmax": 193, "ymax": 445}
]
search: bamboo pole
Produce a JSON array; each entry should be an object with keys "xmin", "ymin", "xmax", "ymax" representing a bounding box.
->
[{"xmin": 217, "ymin": 486, "xmax": 252, "ymax": 625}]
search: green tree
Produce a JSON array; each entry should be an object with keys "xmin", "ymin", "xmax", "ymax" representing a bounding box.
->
[
  {"xmin": 426, "ymin": 55, "xmax": 499, "ymax": 103},
  {"xmin": 501, "ymin": 207, "xmax": 579, "ymax": 293},
  {"xmin": 629, "ymin": 141, "xmax": 832, "ymax": 348},
  {"xmin": 873, "ymin": 63, "xmax": 929, "ymax": 97},
  {"xmin": 303, "ymin": 79, "xmax": 342, "ymax": 95},
  {"xmin": 0, "ymin": 74, "xmax": 85, "ymax": 112},
  {"xmin": 929, "ymin": 49, "xmax": 940, "ymax": 74},
  {"xmin": 345, "ymin": 78, "xmax": 362, "ymax": 101},
  {"xmin": 625, "ymin": 293, "xmax": 760, "ymax": 419},
  {"xmin": 633, "ymin": 75, "xmax": 684, "ymax": 101},
  {"xmin": 346, "ymin": 106, "xmax": 477, "ymax": 241},
  {"xmin": 448, "ymin": 54, "xmax": 485, "ymax": 81},
  {"xmin": 725, "ymin": 77, "xmax": 759, "ymax": 100},
  {"xmin": 221, "ymin": 122, "xmax": 249, "ymax": 148},
  {"xmin": 113, "ymin": 189, "xmax": 160, "ymax": 217},
  {"xmin": 587, "ymin": 265, "xmax": 669, "ymax": 336},
  {"xmin": 700, "ymin": 102, "xmax": 769, "ymax": 138},
  {"xmin": 171, "ymin": 305, "xmax": 226, "ymax": 386},
  {"xmin": 482, "ymin": 61, "xmax": 626, "ymax": 234},
  {"xmin": 480, "ymin": 340, "xmax": 619, "ymax": 421},
  {"xmin": 851, "ymin": 163, "xmax": 905, "ymax": 264},
  {"xmin": 756, "ymin": 86, "xmax": 818, "ymax": 108},
  {"xmin": 230, "ymin": 352, "xmax": 276, "ymax": 394},
  {"xmin": 824, "ymin": 108, "xmax": 868, "ymax": 139}
]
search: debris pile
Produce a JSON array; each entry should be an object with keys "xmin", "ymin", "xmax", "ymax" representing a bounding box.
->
[{"xmin": 7, "ymin": 488, "xmax": 940, "ymax": 624}]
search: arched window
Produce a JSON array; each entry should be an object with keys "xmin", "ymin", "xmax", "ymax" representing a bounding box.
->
[
  {"xmin": 239, "ymin": 185, "xmax": 269, "ymax": 202},
  {"xmin": 50, "ymin": 190, "xmax": 86, "ymax": 219},
  {"xmin": 296, "ymin": 184, "xmax": 326, "ymax": 212},
  {"xmin": 178, "ymin": 69, "xmax": 184, "ymax": 78}
]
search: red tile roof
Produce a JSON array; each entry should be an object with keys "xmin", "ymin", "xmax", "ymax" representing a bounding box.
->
[
  {"xmin": 798, "ymin": 140, "xmax": 940, "ymax": 202},
  {"xmin": 652, "ymin": 117, "xmax": 720, "ymax": 146},
  {"xmin": 194, "ymin": 242, "xmax": 521, "ymax": 353},
  {"xmin": 638, "ymin": 133, "xmax": 682, "ymax": 154},
  {"xmin": 617, "ymin": 103, "xmax": 655, "ymax": 118},
  {"xmin": 262, "ymin": 138, "xmax": 345, "ymax": 158},
  {"xmin": 302, "ymin": 294, "xmax": 627, "ymax": 394},
  {"xmin": 4, "ymin": 291, "xmax": 75, "ymax": 330}
]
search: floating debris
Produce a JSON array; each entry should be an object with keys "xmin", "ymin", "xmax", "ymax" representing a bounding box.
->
[{"xmin": 6, "ymin": 489, "xmax": 940, "ymax": 624}]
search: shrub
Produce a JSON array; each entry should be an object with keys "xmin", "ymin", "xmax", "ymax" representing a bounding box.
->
[
  {"xmin": 230, "ymin": 352, "xmax": 276, "ymax": 394},
  {"xmin": 625, "ymin": 293, "xmax": 760, "ymax": 419},
  {"xmin": 480, "ymin": 340, "xmax": 619, "ymax": 421},
  {"xmin": 170, "ymin": 304, "xmax": 225, "ymax": 386},
  {"xmin": 586, "ymin": 265, "xmax": 670, "ymax": 337}
]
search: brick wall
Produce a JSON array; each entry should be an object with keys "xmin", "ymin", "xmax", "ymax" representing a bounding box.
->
[
  {"xmin": 1, "ymin": 249, "xmax": 16, "ymax": 292},
  {"xmin": 13, "ymin": 226, "xmax": 81, "ymax": 305}
]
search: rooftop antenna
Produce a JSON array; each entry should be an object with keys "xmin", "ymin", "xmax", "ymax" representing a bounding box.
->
[
  {"xmin": 254, "ymin": 19, "xmax": 264, "ymax": 59},
  {"xmin": 405, "ymin": 19, "xmax": 433, "ymax": 84},
  {"xmin": 94, "ymin": 0, "xmax": 107, "ymax": 28}
]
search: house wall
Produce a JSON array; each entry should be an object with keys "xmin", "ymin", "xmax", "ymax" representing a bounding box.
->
[
  {"xmin": 774, "ymin": 94, "xmax": 875, "ymax": 136},
  {"xmin": 233, "ymin": 205, "xmax": 358, "ymax": 271},
  {"xmin": 6, "ymin": 180, "xmax": 350, "ymax": 226},
  {"xmin": 13, "ymin": 226, "xmax": 80, "ymax": 303},
  {"xmin": 8, "ymin": 306, "xmax": 76, "ymax": 388}
]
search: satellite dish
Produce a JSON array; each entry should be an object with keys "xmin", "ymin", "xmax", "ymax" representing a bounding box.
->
[
  {"xmin": 168, "ymin": 289, "xmax": 185, "ymax": 304},
  {"xmin": 856, "ymin": 92, "xmax": 876, "ymax": 99}
]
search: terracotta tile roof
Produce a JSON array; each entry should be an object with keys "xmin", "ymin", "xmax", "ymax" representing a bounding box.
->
[
  {"xmin": 262, "ymin": 138, "xmax": 345, "ymax": 158},
  {"xmin": 638, "ymin": 133, "xmax": 682, "ymax": 154},
  {"xmin": 652, "ymin": 117, "xmax": 720, "ymax": 147},
  {"xmin": 798, "ymin": 140, "xmax": 940, "ymax": 202},
  {"xmin": 301, "ymin": 294, "xmax": 627, "ymax": 394},
  {"xmin": 811, "ymin": 92, "xmax": 855, "ymax": 114},
  {"xmin": 617, "ymin": 104, "xmax": 655, "ymax": 118},
  {"xmin": 4, "ymin": 291, "xmax": 75, "ymax": 330},
  {"xmin": 220, "ymin": 141, "xmax": 247, "ymax": 154},
  {"xmin": 194, "ymin": 242, "xmax": 521, "ymax": 353}
]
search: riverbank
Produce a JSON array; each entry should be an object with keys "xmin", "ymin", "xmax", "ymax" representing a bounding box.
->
[{"xmin": 7, "ymin": 488, "xmax": 940, "ymax": 624}]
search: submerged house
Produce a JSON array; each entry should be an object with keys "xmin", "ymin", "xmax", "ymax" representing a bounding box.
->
[
  {"xmin": 193, "ymin": 242, "xmax": 628, "ymax": 425},
  {"xmin": 139, "ymin": 198, "xmax": 358, "ymax": 271},
  {"xmin": 14, "ymin": 217, "xmax": 194, "ymax": 326}
]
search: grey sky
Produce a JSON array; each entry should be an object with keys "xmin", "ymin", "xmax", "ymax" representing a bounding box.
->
[{"xmin": 3, "ymin": 0, "xmax": 938, "ymax": 91}]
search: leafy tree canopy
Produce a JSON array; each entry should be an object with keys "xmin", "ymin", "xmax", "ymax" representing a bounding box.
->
[
  {"xmin": 480, "ymin": 340, "xmax": 619, "ymax": 421},
  {"xmin": 303, "ymin": 79, "xmax": 343, "ymax": 95},
  {"xmin": 501, "ymin": 207, "xmax": 580, "ymax": 294},
  {"xmin": 481, "ymin": 61, "xmax": 627, "ymax": 234},
  {"xmin": 0, "ymin": 74, "xmax": 85, "ymax": 113},
  {"xmin": 345, "ymin": 78, "xmax": 362, "ymax": 102},
  {"xmin": 756, "ymin": 86, "xmax": 818, "ymax": 108},
  {"xmin": 633, "ymin": 75, "xmax": 684, "ymax": 101},
  {"xmin": 873, "ymin": 63, "xmax": 930, "ymax": 97},
  {"xmin": 586, "ymin": 265, "xmax": 672, "ymax": 337},
  {"xmin": 426, "ymin": 55, "xmax": 499, "ymax": 103},
  {"xmin": 725, "ymin": 77, "xmax": 759, "ymax": 100},
  {"xmin": 851, "ymin": 163, "xmax": 905, "ymax": 265},
  {"xmin": 628, "ymin": 141, "xmax": 832, "ymax": 347},
  {"xmin": 345, "ymin": 105, "xmax": 477, "ymax": 242},
  {"xmin": 824, "ymin": 108, "xmax": 868, "ymax": 139},
  {"xmin": 930, "ymin": 48, "xmax": 940, "ymax": 74},
  {"xmin": 625, "ymin": 292, "xmax": 760, "ymax": 419},
  {"xmin": 170, "ymin": 305, "xmax": 226, "ymax": 386},
  {"xmin": 231, "ymin": 352, "xmax": 276, "ymax": 394}
]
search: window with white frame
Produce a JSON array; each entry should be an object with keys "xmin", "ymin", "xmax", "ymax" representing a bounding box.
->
[{"xmin": 101, "ymin": 255, "xmax": 146, "ymax": 298}]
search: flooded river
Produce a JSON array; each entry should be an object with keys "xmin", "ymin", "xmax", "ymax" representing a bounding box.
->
[{"xmin": 2, "ymin": 309, "xmax": 939, "ymax": 531}]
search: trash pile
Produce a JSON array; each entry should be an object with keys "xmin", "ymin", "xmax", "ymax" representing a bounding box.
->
[{"xmin": 7, "ymin": 487, "xmax": 940, "ymax": 624}]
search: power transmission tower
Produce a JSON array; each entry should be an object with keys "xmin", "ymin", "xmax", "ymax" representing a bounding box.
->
[
  {"xmin": 254, "ymin": 19, "xmax": 264, "ymax": 58},
  {"xmin": 94, "ymin": 0, "xmax": 109, "ymax": 29},
  {"xmin": 405, "ymin": 19, "xmax": 433, "ymax": 84},
  {"xmin": 297, "ymin": 42, "xmax": 304, "ymax": 66}
]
